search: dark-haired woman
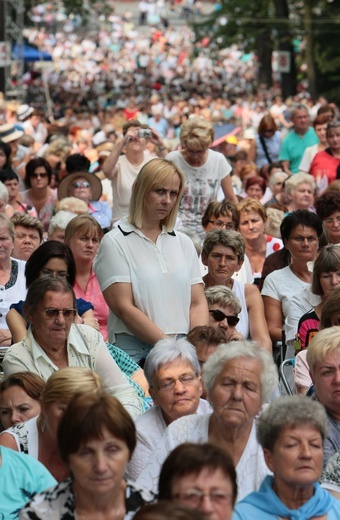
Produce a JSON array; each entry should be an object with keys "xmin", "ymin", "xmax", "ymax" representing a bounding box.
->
[
  {"xmin": 21, "ymin": 157, "xmax": 57, "ymax": 233},
  {"xmin": 6, "ymin": 240, "xmax": 96, "ymax": 343},
  {"xmin": 248, "ymin": 115, "xmax": 282, "ymax": 169}
]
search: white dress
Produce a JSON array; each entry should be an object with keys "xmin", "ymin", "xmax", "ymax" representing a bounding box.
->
[{"xmin": 135, "ymin": 413, "xmax": 270, "ymax": 502}]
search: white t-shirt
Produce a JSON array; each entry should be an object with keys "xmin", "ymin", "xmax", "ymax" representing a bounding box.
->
[
  {"xmin": 94, "ymin": 218, "xmax": 203, "ymax": 342},
  {"xmin": 111, "ymin": 154, "xmax": 152, "ymax": 223},
  {"xmin": 166, "ymin": 149, "xmax": 232, "ymax": 236}
]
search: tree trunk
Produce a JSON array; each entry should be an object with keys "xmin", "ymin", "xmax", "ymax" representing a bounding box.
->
[
  {"xmin": 256, "ymin": 31, "xmax": 274, "ymax": 88},
  {"xmin": 272, "ymin": 0, "xmax": 297, "ymax": 97}
]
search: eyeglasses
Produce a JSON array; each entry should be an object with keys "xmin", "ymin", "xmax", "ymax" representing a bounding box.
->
[
  {"xmin": 31, "ymin": 172, "xmax": 48, "ymax": 178},
  {"xmin": 208, "ymin": 220, "xmax": 235, "ymax": 230},
  {"xmin": 324, "ymin": 216, "xmax": 340, "ymax": 225},
  {"xmin": 41, "ymin": 308, "xmax": 77, "ymax": 319},
  {"xmin": 289, "ymin": 236, "xmax": 318, "ymax": 243},
  {"xmin": 154, "ymin": 373, "xmax": 198, "ymax": 392},
  {"xmin": 209, "ymin": 310, "xmax": 239, "ymax": 326},
  {"xmin": 40, "ymin": 268, "xmax": 68, "ymax": 279},
  {"xmin": 173, "ymin": 490, "xmax": 232, "ymax": 507},
  {"xmin": 72, "ymin": 181, "xmax": 91, "ymax": 188},
  {"xmin": 262, "ymin": 129, "xmax": 274, "ymax": 134}
]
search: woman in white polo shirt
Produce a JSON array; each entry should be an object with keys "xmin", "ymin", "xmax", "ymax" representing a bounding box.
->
[{"xmin": 94, "ymin": 158, "xmax": 209, "ymax": 362}]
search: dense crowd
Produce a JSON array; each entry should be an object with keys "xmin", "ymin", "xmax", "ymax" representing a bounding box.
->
[{"xmin": 0, "ymin": 3, "xmax": 340, "ymax": 519}]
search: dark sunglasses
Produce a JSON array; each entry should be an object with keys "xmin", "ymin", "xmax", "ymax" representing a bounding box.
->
[
  {"xmin": 72, "ymin": 181, "xmax": 91, "ymax": 188},
  {"xmin": 31, "ymin": 172, "xmax": 48, "ymax": 178},
  {"xmin": 209, "ymin": 310, "xmax": 239, "ymax": 326}
]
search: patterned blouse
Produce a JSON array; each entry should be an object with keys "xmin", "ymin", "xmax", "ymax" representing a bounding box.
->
[{"xmin": 19, "ymin": 478, "xmax": 155, "ymax": 519}]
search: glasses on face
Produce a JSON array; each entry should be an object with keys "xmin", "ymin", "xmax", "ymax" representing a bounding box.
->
[
  {"xmin": 154, "ymin": 373, "xmax": 198, "ymax": 392},
  {"xmin": 209, "ymin": 310, "xmax": 239, "ymax": 326},
  {"xmin": 174, "ymin": 490, "xmax": 232, "ymax": 507},
  {"xmin": 31, "ymin": 172, "xmax": 48, "ymax": 179},
  {"xmin": 289, "ymin": 235, "xmax": 318, "ymax": 244},
  {"xmin": 208, "ymin": 220, "xmax": 235, "ymax": 230},
  {"xmin": 40, "ymin": 268, "xmax": 68, "ymax": 279},
  {"xmin": 324, "ymin": 216, "xmax": 340, "ymax": 225},
  {"xmin": 41, "ymin": 308, "xmax": 77, "ymax": 320},
  {"xmin": 72, "ymin": 181, "xmax": 91, "ymax": 189},
  {"xmin": 263, "ymin": 129, "xmax": 274, "ymax": 134}
]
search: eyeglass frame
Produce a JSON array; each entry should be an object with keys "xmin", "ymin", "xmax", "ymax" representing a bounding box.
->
[
  {"xmin": 208, "ymin": 220, "xmax": 235, "ymax": 230},
  {"xmin": 173, "ymin": 489, "xmax": 233, "ymax": 506},
  {"xmin": 40, "ymin": 308, "xmax": 77, "ymax": 320},
  {"xmin": 151, "ymin": 372, "xmax": 199, "ymax": 392},
  {"xmin": 72, "ymin": 181, "xmax": 91, "ymax": 189}
]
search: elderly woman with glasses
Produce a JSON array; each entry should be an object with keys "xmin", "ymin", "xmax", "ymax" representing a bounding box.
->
[
  {"xmin": 135, "ymin": 341, "xmax": 278, "ymax": 502},
  {"xmin": 234, "ymin": 395, "xmax": 340, "ymax": 520},
  {"xmin": 166, "ymin": 117, "xmax": 237, "ymax": 237},
  {"xmin": 2, "ymin": 276, "xmax": 144, "ymax": 419},
  {"xmin": 126, "ymin": 337, "xmax": 210, "ymax": 481}
]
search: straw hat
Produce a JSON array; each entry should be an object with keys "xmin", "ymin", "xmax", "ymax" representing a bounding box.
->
[
  {"xmin": 0, "ymin": 123, "xmax": 24, "ymax": 143},
  {"xmin": 58, "ymin": 171, "xmax": 102, "ymax": 201}
]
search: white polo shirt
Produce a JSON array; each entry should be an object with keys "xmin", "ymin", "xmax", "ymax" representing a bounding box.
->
[{"xmin": 94, "ymin": 218, "xmax": 203, "ymax": 341}]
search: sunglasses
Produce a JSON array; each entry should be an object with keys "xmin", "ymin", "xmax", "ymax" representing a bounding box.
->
[
  {"xmin": 209, "ymin": 310, "xmax": 239, "ymax": 326},
  {"xmin": 72, "ymin": 181, "xmax": 91, "ymax": 188},
  {"xmin": 31, "ymin": 172, "xmax": 48, "ymax": 178}
]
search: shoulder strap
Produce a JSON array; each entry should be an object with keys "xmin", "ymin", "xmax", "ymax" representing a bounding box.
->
[{"xmin": 259, "ymin": 136, "xmax": 272, "ymax": 164}]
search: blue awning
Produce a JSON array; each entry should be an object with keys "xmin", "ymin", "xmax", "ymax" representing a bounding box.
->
[{"xmin": 12, "ymin": 43, "xmax": 52, "ymax": 62}]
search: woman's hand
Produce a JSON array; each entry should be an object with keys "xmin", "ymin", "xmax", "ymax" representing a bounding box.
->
[{"xmin": 0, "ymin": 329, "xmax": 12, "ymax": 346}]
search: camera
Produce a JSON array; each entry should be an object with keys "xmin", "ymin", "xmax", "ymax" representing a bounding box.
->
[{"xmin": 138, "ymin": 129, "xmax": 152, "ymax": 139}]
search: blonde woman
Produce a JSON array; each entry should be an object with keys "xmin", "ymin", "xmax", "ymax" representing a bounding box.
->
[
  {"xmin": 166, "ymin": 117, "xmax": 238, "ymax": 236},
  {"xmin": 94, "ymin": 158, "xmax": 209, "ymax": 362}
]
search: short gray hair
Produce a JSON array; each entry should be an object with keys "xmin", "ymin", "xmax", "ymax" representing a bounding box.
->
[
  {"xmin": 203, "ymin": 341, "xmax": 278, "ymax": 404},
  {"xmin": 205, "ymin": 285, "xmax": 242, "ymax": 315},
  {"xmin": 48, "ymin": 211, "xmax": 76, "ymax": 236},
  {"xmin": 268, "ymin": 171, "xmax": 288, "ymax": 190},
  {"xmin": 257, "ymin": 395, "xmax": 329, "ymax": 452},
  {"xmin": 202, "ymin": 229, "xmax": 245, "ymax": 262},
  {"xmin": 144, "ymin": 337, "xmax": 200, "ymax": 387}
]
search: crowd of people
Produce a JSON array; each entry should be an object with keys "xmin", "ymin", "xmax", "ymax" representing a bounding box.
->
[{"xmin": 0, "ymin": 2, "xmax": 340, "ymax": 518}]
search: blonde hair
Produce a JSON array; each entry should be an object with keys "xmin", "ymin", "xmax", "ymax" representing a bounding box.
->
[
  {"xmin": 306, "ymin": 326, "xmax": 340, "ymax": 376},
  {"xmin": 41, "ymin": 367, "xmax": 104, "ymax": 406},
  {"xmin": 237, "ymin": 198, "xmax": 267, "ymax": 222},
  {"xmin": 129, "ymin": 158, "xmax": 184, "ymax": 231},
  {"xmin": 56, "ymin": 197, "xmax": 88, "ymax": 214},
  {"xmin": 180, "ymin": 117, "xmax": 214, "ymax": 149}
]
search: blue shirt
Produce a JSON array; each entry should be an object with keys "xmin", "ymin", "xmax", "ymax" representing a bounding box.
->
[{"xmin": 0, "ymin": 446, "xmax": 56, "ymax": 519}]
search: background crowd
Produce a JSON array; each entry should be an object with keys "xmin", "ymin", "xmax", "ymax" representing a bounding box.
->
[{"xmin": 0, "ymin": 2, "xmax": 340, "ymax": 519}]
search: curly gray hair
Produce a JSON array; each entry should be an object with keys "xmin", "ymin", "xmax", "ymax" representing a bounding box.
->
[{"xmin": 203, "ymin": 340, "xmax": 278, "ymax": 404}]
